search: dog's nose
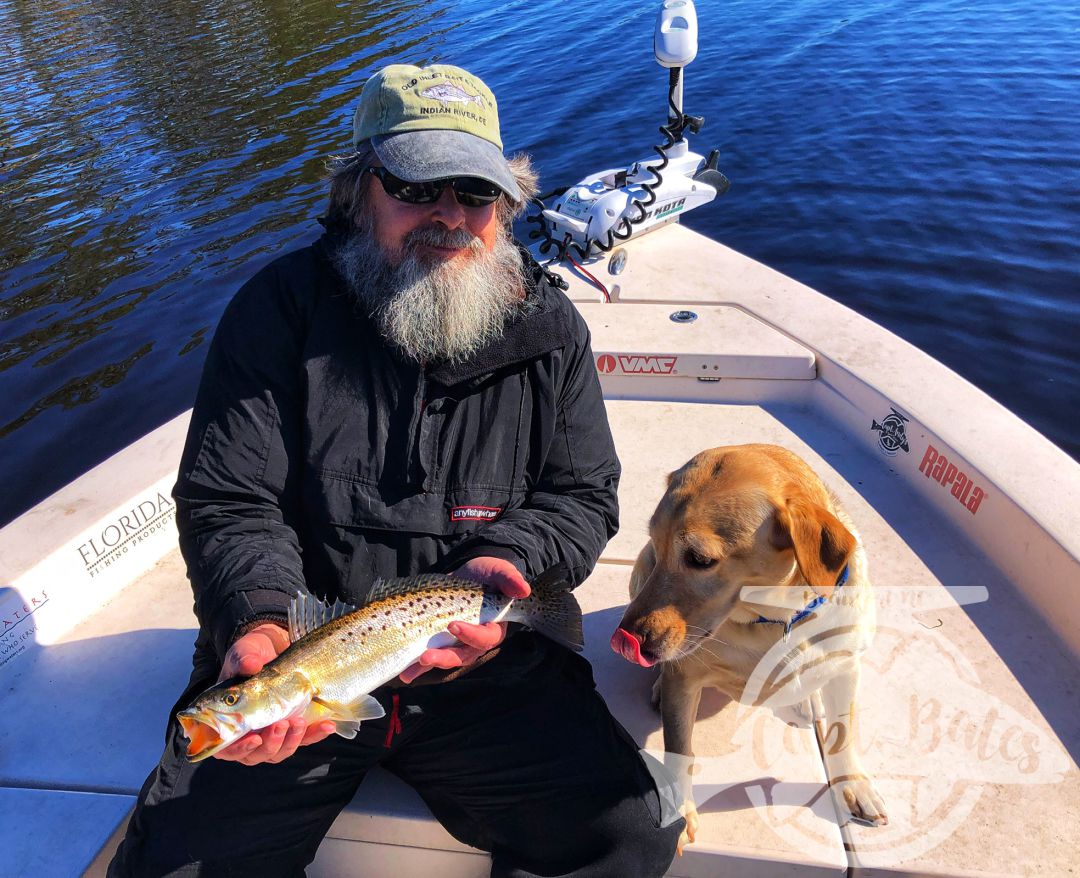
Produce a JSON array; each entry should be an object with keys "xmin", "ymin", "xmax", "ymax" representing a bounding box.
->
[{"xmin": 610, "ymin": 628, "xmax": 656, "ymax": 668}]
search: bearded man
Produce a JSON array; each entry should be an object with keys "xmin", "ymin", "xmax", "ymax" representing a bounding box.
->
[{"xmin": 109, "ymin": 64, "xmax": 683, "ymax": 877}]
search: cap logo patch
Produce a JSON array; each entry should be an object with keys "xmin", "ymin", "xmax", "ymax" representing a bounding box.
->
[
  {"xmin": 421, "ymin": 82, "xmax": 486, "ymax": 109},
  {"xmin": 451, "ymin": 505, "xmax": 502, "ymax": 523}
]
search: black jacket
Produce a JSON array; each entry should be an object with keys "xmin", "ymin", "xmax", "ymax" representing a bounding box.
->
[{"xmin": 174, "ymin": 235, "xmax": 620, "ymax": 661}]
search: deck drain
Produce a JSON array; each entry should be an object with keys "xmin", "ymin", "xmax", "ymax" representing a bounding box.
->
[{"xmin": 608, "ymin": 248, "xmax": 628, "ymax": 275}]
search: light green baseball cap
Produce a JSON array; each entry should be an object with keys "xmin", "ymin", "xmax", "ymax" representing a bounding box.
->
[{"xmin": 352, "ymin": 63, "xmax": 522, "ymax": 202}]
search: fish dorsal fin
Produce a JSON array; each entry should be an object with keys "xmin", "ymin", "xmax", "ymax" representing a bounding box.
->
[
  {"xmin": 365, "ymin": 574, "xmax": 470, "ymax": 606},
  {"xmin": 288, "ymin": 591, "xmax": 360, "ymax": 642}
]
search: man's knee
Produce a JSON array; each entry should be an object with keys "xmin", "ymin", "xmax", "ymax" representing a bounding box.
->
[
  {"xmin": 582, "ymin": 746, "xmax": 685, "ymax": 877},
  {"xmin": 489, "ymin": 792, "xmax": 683, "ymax": 878},
  {"xmin": 600, "ymin": 795, "xmax": 683, "ymax": 878}
]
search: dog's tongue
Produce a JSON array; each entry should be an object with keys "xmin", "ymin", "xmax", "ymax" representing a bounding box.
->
[{"xmin": 611, "ymin": 628, "xmax": 655, "ymax": 667}]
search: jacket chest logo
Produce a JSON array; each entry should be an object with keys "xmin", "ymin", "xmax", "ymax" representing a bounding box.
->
[{"xmin": 451, "ymin": 505, "xmax": 502, "ymax": 523}]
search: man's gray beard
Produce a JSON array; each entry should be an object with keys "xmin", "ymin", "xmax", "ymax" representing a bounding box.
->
[{"xmin": 333, "ymin": 219, "xmax": 525, "ymax": 364}]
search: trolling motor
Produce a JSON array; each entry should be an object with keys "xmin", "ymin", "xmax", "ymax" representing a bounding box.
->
[{"xmin": 528, "ymin": 0, "xmax": 729, "ymax": 265}]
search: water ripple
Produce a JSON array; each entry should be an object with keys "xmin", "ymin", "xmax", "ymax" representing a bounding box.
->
[{"xmin": 1, "ymin": 0, "xmax": 1078, "ymax": 524}]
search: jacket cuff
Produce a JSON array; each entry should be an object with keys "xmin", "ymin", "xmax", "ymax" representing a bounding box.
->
[{"xmin": 212, "ymin": 588, "xmax": 293, "ymax": 661}]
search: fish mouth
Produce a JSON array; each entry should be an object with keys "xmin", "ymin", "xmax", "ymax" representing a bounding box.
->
[{"xmin": 176, "ymin": 710, "xmax": 236, "ymax": 762}]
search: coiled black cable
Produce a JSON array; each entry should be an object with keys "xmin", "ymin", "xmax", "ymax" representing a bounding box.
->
[{"xmin": 526, "ymin": 68, "xmax": 699, "ymax": 262}]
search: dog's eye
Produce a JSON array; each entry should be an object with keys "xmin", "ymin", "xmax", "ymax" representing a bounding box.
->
[{"xmin": 685, "ymin": 550, "xmax": 716, "ymax": 570}]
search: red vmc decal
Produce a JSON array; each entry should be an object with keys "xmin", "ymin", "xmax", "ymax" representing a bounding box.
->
[{"xmin": 595, "ymin": 354, "xmax": 678, "ymax": 375}]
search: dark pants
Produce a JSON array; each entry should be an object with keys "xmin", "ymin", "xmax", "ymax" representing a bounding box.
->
[{"xmin": 109, "ymin": 635, "xmax": 683, "ymax": 877}]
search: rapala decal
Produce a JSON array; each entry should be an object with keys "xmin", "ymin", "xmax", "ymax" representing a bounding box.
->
[
  {"xmin": 872, "ymin": 407, "xmax": 911, "ymax": 456},
  {"xmin": 451, "ymin": 506, "xmax": 502, "ymax": 523},
  {"xmin": 918, "ymin": 444, "xmax": 986, "ymax": 515}
]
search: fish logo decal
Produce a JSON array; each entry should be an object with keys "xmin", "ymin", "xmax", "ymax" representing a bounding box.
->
[
  {"xmin": 420, "ymin": 82, "xmax": 486, "ymax": 108},
  {"xmin": 871, "ymin": 407, "xmax": 910, "ymax": 456}
]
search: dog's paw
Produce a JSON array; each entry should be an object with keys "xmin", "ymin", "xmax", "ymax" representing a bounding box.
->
[
  {"xmin": 676, "ymin": 801, "xmax": 700, "ymax": 856},
  {"xmin": 833, "ymin": 775, "xmax": 888, "ymax": 827}
]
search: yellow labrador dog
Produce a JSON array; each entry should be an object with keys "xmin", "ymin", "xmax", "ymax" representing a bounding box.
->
[{"xmin": 612, "ymin": 444, "xmax": 887, "ymax": 852}]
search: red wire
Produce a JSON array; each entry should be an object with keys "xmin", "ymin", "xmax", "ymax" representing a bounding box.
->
[{"xmin": 564, "ymin": 238, "xmax": 611, "ymax": 302}]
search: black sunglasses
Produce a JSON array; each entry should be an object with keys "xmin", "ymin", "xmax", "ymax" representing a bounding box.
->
[{"xmin": 366, "ymin": 166, "xmax": 503, "ymax": 208}]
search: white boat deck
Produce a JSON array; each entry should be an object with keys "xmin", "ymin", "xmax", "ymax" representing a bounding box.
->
[{"xmin": 2, "ymin": 226, "xmax": 1077, "ymax": 876}]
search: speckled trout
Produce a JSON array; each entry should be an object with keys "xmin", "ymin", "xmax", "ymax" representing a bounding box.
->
[{"xmin": 177, "ymin": 570, "xmax": 582, "ymax": 761}]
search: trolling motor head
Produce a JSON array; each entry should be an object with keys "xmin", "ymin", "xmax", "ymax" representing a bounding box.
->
[
  {"xmin": 532, "ymin": 0, "xmax": 729, "ymax": 261},
  {"xmin": 655, "ymin": 0, "xmax": 699, "ymax": 68}
]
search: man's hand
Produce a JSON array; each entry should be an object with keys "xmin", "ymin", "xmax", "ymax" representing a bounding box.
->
[
  {"xmin": 210, "ymin": 623, "xmax": 336, "ymax": 766},
  {"xmin": 398, "ymin": 557, "xmax": 530, "ymax": 684}
]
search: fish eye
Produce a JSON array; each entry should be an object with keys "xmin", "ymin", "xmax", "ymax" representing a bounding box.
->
[
  {"xmin": 685, "ymin": 550, "xmax": 717, "ymax": 570},
  {"xmin": 222, "ymin": 691, "xmax": 240, "ymax": 707}
]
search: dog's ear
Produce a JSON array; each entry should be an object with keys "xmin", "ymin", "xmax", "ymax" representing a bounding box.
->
[
  {"xmin": 772, "ymin": 498, "xmax": 856, "ymax": 595},
  {"xmin": 665, "ymin": 463, "xmax": 689, "ymax": 488}
]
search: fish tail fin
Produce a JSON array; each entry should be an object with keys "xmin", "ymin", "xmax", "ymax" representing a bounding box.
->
[{"xmin": 508, "ymin": 565, "xmax": 584, "ymax": 652}]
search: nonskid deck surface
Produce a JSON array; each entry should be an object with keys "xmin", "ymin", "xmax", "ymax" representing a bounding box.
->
[
  {"xmin": 4, "ymin": 401, "xmax": 1076, "ymax": 877},
  {"xmin": 3, "ymin": 227, "xmax": 1078, "ymax": 876},
  {"xmin": 605, "ymin": 400, "xmax": 1079, "ymax": 877}
]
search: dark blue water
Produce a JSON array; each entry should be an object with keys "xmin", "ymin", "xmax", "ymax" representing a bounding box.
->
[{"xmin": 1, "ymin": 0, "xmax": 1078, "ymax": 526}]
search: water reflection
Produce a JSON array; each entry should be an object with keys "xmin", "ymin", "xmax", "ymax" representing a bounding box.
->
[
  {"xmin": 0, "ymin": 342, "xmax": 154, "ymax": 438},
  {"xmin": 0, "ymin": 0, "xmax": 451, "ymax": 520},
  {"xmin": 1, "ymin": 0, "xmax": 1078, "ymax": 527}
]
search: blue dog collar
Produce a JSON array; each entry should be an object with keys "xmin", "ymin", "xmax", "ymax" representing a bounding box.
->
[{"xmin": 752, "ymin": 564, "xmax": 850, "ymax": 637}]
